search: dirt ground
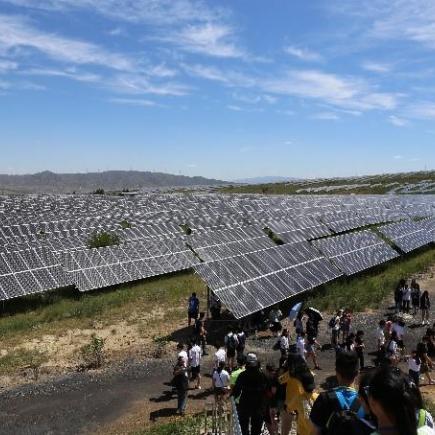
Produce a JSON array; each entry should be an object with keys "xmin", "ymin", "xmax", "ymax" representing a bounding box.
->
[{"xmin": 1, "ymin": 269, "xmax": 435, "ymax": 434}]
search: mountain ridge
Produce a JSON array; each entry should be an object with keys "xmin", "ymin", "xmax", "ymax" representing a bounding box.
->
[{"xmin": 0, "ymin": 170, "xmax": 227, "ymax": 193}]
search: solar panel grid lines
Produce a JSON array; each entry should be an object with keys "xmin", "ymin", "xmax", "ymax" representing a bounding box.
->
[{"xmin": 312, "ymin": 230, "xmax": 399, "ymax": 276}]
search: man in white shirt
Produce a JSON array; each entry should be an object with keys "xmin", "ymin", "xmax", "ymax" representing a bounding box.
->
[
  {"xmin": 392, "ymin": 319, "xmax": 405, "ymax": 346},
  {"xmin": 296, "ymin": 331, "xmax": 306, "ymax": 360},
  {"xmin": 402, "ymin": 284, "xmax": 412, "ymax": 314},
  {"xmin": 177, "ymin": 343, "xmax": 188, "ymax": 366},
  {"xmin": 212, "ymin": 361, "xmax": 231, "ymax": 405},
  {"xmin": 189, "ymin": 341, "xmax": 202, "ymax": 390},
  {"xmin": 214, "ymin": 344, "xmax": 226, "ymax": 369},
  {"xmin": 376, "ymin": 320, "xmax": 386, "ymax": 351}
]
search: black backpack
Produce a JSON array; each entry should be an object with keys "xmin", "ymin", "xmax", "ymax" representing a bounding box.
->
[
  {"xmin": 227, "ymin": 334, "xmax": 237, "ymax": 351},
  {"xmin": 324, "ymin": 390, "xmax": 369, "ymax": 435}
]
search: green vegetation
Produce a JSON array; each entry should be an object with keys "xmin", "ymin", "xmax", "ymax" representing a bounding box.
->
[
  {"xmin": 307, "ymin": 247, "xmax": 435, "ymax": 312},
  {"xmin": 133, "ymin": 416, "xmax": 202, "ymax": 435},
  {"xmin": 222, "ymin": 171, "xmax": 435, "ymax": 195},
  {"xmin": 0, "ymin": 348, "xmax": 48, "ymax": 377},
  {"xmin": 0, "ymin": 272, "xmax": 206, "ymax": 342},
  {"xmin": 93, "ymin": 188, "xmax": 105, "ymax": 195},
  {"xmin": 88, "ymin": 231, "xmax": 120, "ymax": 249},
  {"xmin": 120, "ymin": 219, "xmax": 132, "ymax": 229},
  {"xmin": 80, "ymin": 335, "xmax": 105, "ymax": 368}
]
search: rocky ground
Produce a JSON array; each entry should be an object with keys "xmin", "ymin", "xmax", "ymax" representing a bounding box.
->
[{"xmin": 1, "ymin": 270, "xmax": 435, "ymax": 434}]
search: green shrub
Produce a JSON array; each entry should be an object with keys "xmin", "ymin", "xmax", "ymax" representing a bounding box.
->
[
  {"xmin": 120, "ymin": 219, "xmax": 132, "ymax": 229},
  {"xmin": 93, "ymin": 188, "xmax": 105, "ymax": 195},
  {"xmin": 88, "ymin": 231, "xmax": 120, "ymax": 249},
  {"xmin": 0, "ymin": 348, "xmax": 48, "ymax": 379},
  {"xmin": 134, "ymin": 416, "xmax": 202, "ymax": 435},
  {"xmin": 80, "ymin": 335, "xmax": 105, "ymax": 369}
]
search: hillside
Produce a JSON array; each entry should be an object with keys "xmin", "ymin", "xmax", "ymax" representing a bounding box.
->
[
  {"xmin": 223, "ymin": 171, "xmax": 435, "ymax": 195},
  {"xmin": 0, "ymin": 170, "xmax": 227, "ymax": 193}
]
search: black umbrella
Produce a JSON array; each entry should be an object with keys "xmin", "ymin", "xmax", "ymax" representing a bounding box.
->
[{"xmin": 306, "ymin": 307, "xmax": 324, "ymax": 322}]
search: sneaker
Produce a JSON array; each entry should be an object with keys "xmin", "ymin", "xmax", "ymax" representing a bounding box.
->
[{"xmin": 196, "ymin": 386, "xmax": 202, "ymax": 390}]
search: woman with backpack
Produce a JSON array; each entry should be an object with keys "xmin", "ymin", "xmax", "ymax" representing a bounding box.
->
[{"xmin": 366, "ymin": 366, "xmax": 434, "ymax": 435}]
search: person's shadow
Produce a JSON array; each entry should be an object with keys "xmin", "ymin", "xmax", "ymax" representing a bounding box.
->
[{"xmin": 149, "ymin": 408, "xmax": 178, "ymax": 421}]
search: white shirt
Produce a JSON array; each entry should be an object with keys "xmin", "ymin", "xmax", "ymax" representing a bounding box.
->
[
  {"xmin": 376, "ymin": 327, "xmax": 385, "ymax": 347},
  {"xmin": 178, "ymin": 350, "xmax": 188, "ymax": 366},
  {"xmin": 409, "ymin": 357, "xmax": 421, "ymax": 372},
  {"xmin": 212, "ymin": 369, "xmax": 230, "ymax": 388},
  {"xmin": 392, "ymin": 323, "xmax": 405, "ymax": 340},
  {"xmin": 387, "ymin": 340, "xmax": 398, "ymax": 356},
  {"xmin": 279, "ymin": 335, "xmax": 289, "ymax": 351},
  {"xmin": 189, "ymin": 345, "xmax": 202, "ymax": 367},
  {"xmin": 297, "ymin": 337, "xmax": 306, "ymax": 359},
  {"xmin": 403, "ymin": 288, "xmax": 412, "ymax": 301},
  {"xmin": 214, "ymin": 348, "xmax": 226, "ymax": 367}
]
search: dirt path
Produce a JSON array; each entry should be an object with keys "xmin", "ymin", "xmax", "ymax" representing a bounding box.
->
[{"xmin": 2, "ymin": 268, "xmax": 435, "ymax": 434}]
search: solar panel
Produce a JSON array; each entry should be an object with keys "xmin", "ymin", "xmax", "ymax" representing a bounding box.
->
[
  {"xmin": 378, "ymin": 219, "xmax": 434, "ymax": 253},
  {"xmin": 195, "ymin": 242, "xmax": 342, "ymax": 318},
  {"xmin": 312, "ymin": 230, "xmax": 399, "ymax": 275}
]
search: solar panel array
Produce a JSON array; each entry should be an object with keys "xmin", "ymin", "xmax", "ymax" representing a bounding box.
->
[
  {"xmin": 0, "ymin": 193, "xmax": 434, "ymax": 317},
  {"xmin": 187, "ymin": 226, "xmax": 275, "ymax": 262},
  {"xmin": 60, "ymin": 237, "xmax": 200, "ymax": 291},
  {"xmin": 378, "ymin": 218, "xmax": 435, "ymax": 253},
  {"xmin": 312, "ymin": 230, "xmax": 399, "ymax": 275},
  {"xmin": 194, "ymin": 242, "xmax": 342, "ymax": 318},
  {"xmin": 0, "ymin": 248, "xmax": 71, "ymax": 299}
]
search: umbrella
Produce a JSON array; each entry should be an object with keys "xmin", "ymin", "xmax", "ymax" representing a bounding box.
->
[
  {"xmin": 288, "ymin": 302, "xmax": 303, "ymax": 321},
  {"xmin": 307, "ymin": 307, "xmax": 324, "ymax": 322}
]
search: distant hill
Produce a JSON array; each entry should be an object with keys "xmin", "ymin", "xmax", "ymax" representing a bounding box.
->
[
  {"xmin": 0, "ymin": 170, "xmax": 228, "ymax": 193},
  {"xmin": 232, "ymin": 176, "xmax": 302, "ymax": 184},
  {"xmin": 223, "ymin": 171, "xmax": 435, "ymax": 195}
]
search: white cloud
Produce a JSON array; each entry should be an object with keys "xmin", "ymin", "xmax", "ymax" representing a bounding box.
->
[
  {"xmin": 109, "ymin": 97, "xmax": 157, "ymax": 107},
  {"xmin": 284, "ymin": 46, "xmax": 322, "ymax": 62},
  {"xmin": 362, "ymin": 61, "xmax": 391, "ymax": 73},
  {"xmin": 158, "ymin": 23, "xmax": 244, "ymax": 58},
  {"xmin": 108, "ymin": 73, "xmax": 190, "ymax": 96},
  {"xmin": 393, "ymin": 155, "xmax": 403, "ymax": 159},
  {"xmin": 23, "ymin": 67, "xmax": 101, "ymax": 83},
  {"xmin": 262, "ymin": 70, "xmax": 398, "ymax": 111},
  {"xmin": 0, "ymin": 59, "xmax": 18, "ymax": 72},
  {"xmin": 312, "ymin": 112, "xmax": 340, "ymax": 120},
  {"xmin": 2, "ymin": 0, "xmax": 222, "ymax": 26},
  {"xmin": 0, "ymin": 14, "xmax": 136, "ymax": 71},
  {"xmin": 182, "ymin": 63, "xmax": 254, "ymax": 86},
  {"xmin": 388, "ymin": 115, "xmax": 409, "ymax": 126},
  {"xmin": 227, "ymin": 104, "xmax": 243, "ymax": 111},
  {"xmin": 407, "ymin": 102, "xmax": 435, "ymax": 120}
]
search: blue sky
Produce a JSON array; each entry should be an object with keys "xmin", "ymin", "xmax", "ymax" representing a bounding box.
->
[{"xmin": 0, "ymin": 0, "xmax": 435, "ymax": 180}]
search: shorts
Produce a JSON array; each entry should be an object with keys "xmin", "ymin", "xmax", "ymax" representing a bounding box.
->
[
  {"xmin": 191, "ymin": 365, "xmax": 200, "ymax": 378},
  {"xmin": 306, "ymin": 344, "xmax": 314, "ymax": 353},
  {"xmin": 188, "ymin": 310, "xmax": 199, "ymax": 320},
  {"xmin": 227, "ymin": 348, "xmax": 236, "ymax": 358},
  {"xmin": 214, "ymin": 387, "xmax": 228, "ymax": 396}
]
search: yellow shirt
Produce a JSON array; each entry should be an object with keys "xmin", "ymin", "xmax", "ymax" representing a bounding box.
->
[{"xmin": 279, "ymin": 372, "xmax": 319, "ymax": 435}]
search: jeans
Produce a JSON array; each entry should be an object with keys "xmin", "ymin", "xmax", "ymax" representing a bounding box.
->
[
  {"xmin": 409, "ymin": 369, "xmax": 420, "ymax": 386},
  {"xmin": 402, "ymin": 300, "xmax": 410, "ymax": 313},
  {"xmin": 357, "ymin": 351, "xmax": 364, "ymax": 369},
  {"xmin": 238, "ymin": 410, "xmax": 264, "ymax": 435},
  {"xmin": 177, "ymin": 389, "xmax": 188, "ymax": 413}
]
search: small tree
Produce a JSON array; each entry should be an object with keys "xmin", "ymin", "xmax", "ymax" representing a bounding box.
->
[
  {"xmin": 93, "ymin": 188, "xmax": 105, "ymax": 195},
  {"xmin": 88, "ymin": 231, "xmax": 120, "ymax": 249},
  {"xmin": 80, "ymin": 336, "xmax": 105, "ymax": 369},
  {"xmin": 120, "ymin": 219, "xmax": 132, "ymax": 229}
]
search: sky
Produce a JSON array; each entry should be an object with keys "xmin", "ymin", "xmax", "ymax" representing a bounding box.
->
[{"xmin": 0, "ymin": 0, "xmax": 435, "ymax": 181}]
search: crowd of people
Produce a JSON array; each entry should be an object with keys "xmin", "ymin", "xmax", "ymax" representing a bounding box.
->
[{"xmin": 169, "ymin": 284, "xmax": 435, "ymax": 434}]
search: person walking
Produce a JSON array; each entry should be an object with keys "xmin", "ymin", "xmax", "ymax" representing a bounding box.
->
[
  {"xmin": 411, "ymin": 280, "xmax": 421, "ymax": 316},
  {"xmin": 187, "ymin": 292, "xmax": 199, "ymax": 326},
  {"xmin": 279, "ymin": 328, "xmax": 290, "ymax": 366},
  {"xmin": 232, "ymin": 353, "xmax": 267, "ymax": 435},
  {"xmin": 403, "ymin": 283, "xmax": 412, "ymax": 314},
  {"xmin": 173, "ymin": 356, "xmax": 189, "ymax": 415},
  {"xmin": 212, "ymin": 360, "xmax": 231, "ymax": 407},
  {"xmin": 194, "ymin": 312, "xmax": 208, "ymax": 355},
  {"xmin": 366, "ymin": 366, "xmax": 434, "ymax": 435},
  {"xmin": 421, "ymin": 291, "xmax": 431, "ymax": 326},
  {"xmin": 355, "ymin": 330, "xmax": 365, "ymax": 370},
  {"xmin": 330, "ymin": 310, "xmax": 342, "ymax": 348},
  {"xmin": 224, "ymin": 328, "xmax": 239, "ymax": 371},
  {"xmin": 236, "ymin": 326, "xmax": 246, "ymax": 358},
  {"xmin": 214, "ymin": 342, "xmax": 226, "ymax": 369},
  {"xmin": 189, "ymin": 339, "xmax": 202, "ymax": 390},
  {"xmin": 310, "ymin": 351, "xmax": 361, "ymax": 434},
  {"xmin": 306, "ymin": 335, "xmax": 321, "ymax": 370},
  {"xmin": 279, "ymin": 353, "xmax": 318, "ymax": 435},
  {"xmin": 395, "ymin": 279, "xmax": 406, "ymax": 313}
]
